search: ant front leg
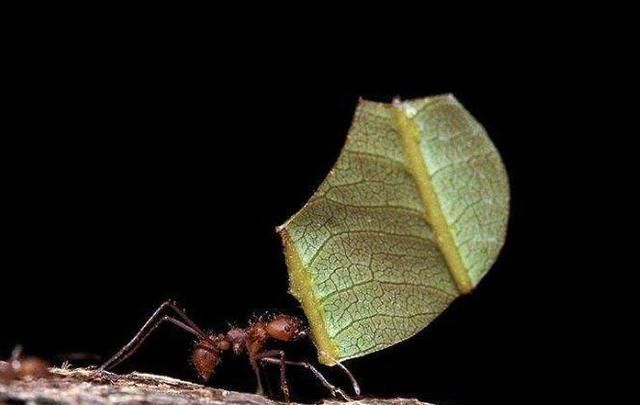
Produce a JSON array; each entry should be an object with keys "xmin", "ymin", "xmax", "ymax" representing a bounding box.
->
[
  {"xmin": 256, "ymin": 350, "xmax": 289, "ymax": 402},
  {"xmin": 260, "ymin": 357, "xmax": 351, "ymax": 401},
  {"xmin": 100, "ymin": 300, "xmax": 207, "ymax": 371},
  {"xmin": 334, "ymin": 361, "xmax": 361, "ymax": 396}
]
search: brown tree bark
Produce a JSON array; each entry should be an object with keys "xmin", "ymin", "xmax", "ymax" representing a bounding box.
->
[{"xmin": 0, "ymin": 366, "xmax": 433, "ymax": 405}]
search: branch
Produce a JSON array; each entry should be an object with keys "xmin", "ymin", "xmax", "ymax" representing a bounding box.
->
[{"xmin": 0, "ymin": 366, "xmax": 433, "ymax": 405}]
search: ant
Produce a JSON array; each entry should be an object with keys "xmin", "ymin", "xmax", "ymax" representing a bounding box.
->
[
  {"xmin": 0, "ymin": 345, "xmax": 50, "ymax": 383},
  {"xmin": 99, "ymin": 300, "xmax": 360, "ymax": 401}
]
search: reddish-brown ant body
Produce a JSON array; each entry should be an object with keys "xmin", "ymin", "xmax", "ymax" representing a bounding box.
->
[
  {"xmin": 0, "ymin": 346, "xmax": 50, "ymax": 383},
  {"xmin": 99, "ymin": 300, "xmax": 359, "ymax": 401}
]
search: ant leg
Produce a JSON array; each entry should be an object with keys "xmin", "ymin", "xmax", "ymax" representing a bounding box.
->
[
  {"xmin": 260, "ymin": 358, "xmax": 350, "ymax": 400},
  {"xmin": 100, "ymin": 300, "xmax": 207, "ymax": 371},
  {"xmin": 256, "ymin": 350, "xmax": 289, "ymax": 402},
  {"xmin": 249, "ymin": 356, "xmax": 265, "ymax": 396},
  {"xmin": 158, "ymin": 300, "xmax": 208, "ymax": 337},
  {"xmin": 100, "ymin": 315, "xmax": 202, "ymax": 371},
  {"xmin": 334, "ymin": 361, "xmax": 361, "ymax": 396}
]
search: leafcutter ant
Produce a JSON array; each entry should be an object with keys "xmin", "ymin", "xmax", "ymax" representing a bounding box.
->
[
  {"xmin": 0, "ymin": 345, "xmax": 50, "ymax": 382},
  {"xmin": 99, "ymin": 300, "xmax": 360, "ymax": 401}
]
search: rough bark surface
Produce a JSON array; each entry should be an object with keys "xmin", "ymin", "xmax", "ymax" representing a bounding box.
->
[{"xmin": 0, "ymin": 366, "xmax": 432, "ymax": 405}]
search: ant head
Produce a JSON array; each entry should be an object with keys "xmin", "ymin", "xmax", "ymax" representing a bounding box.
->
[{"xmin": 265, "ymin": 314, "xmax": 307, "ymax": 342}]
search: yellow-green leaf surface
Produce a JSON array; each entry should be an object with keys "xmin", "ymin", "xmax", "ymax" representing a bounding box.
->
[{"xmin": 277, "ymin": 95, "xmax": 509, "ymax": 365}]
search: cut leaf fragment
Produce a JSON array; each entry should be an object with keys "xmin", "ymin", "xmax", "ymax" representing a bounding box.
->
[{"xmin": 277, "ymin": 95, "xmax": 509, "ymax": 365}]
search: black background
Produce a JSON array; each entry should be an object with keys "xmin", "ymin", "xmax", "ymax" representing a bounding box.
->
[{"xmin": 1, "ymin": 30, "xmax": 584, "ymax": 405}]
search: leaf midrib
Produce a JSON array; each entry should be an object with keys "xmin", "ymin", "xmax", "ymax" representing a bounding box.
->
[{"xmin": 390, "ymin": 100, "xmax": 473, "ymax": 294}]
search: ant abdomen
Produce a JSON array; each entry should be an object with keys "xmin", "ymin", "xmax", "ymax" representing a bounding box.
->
[{"xmin": 192, "ymin": 346, "xmax": 220, "ymax": 381}]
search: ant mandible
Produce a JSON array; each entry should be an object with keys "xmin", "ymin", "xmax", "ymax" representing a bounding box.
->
[{"xmin": 99, "ymin": 300, "xmax": 360, "ymax": 401}]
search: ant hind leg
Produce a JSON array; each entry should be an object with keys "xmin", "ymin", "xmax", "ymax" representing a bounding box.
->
[
  {"xmin": 100, "ymin": 302, "xmax": 207, "ymax": 372},
  {"xmin": 157, "ymin": 300, "xmax": 208, "ymax": 337}
]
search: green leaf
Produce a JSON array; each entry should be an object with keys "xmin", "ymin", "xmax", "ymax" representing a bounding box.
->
[{"xmin": 277, "ymin": 95, "xmax": 509, "ymax": 365}]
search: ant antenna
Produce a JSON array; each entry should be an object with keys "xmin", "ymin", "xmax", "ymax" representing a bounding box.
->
[{"xmin": 10, "ymin": 345, "xmax": 23, "ymax": 361}]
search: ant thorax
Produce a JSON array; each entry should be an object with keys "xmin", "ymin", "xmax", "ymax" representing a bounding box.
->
[{"xmin": 245, "ymin": 321, "xmax": 269, "ymax": 355}]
